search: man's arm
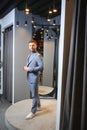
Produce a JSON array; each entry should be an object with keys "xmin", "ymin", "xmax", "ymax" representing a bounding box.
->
[{"xmin": 29, "ymin": 54, "xmax": 43, "ymax": 72}]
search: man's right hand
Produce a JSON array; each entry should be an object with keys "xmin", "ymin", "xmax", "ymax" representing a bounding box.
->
[{"xmin": 24, "ymin": 66, "xmax": 29, "ymax": 72}]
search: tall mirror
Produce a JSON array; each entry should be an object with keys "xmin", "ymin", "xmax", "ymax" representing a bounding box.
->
[
  {"xmin": 31, "ymin": 15, "xmax": 60, "ymax": 98},
  {"xmin": 17, "ymin": 0, "xmax": 61, "ymax": 98}
]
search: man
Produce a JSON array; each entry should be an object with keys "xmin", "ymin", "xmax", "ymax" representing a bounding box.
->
[{"xmin": 24, "ymin": 40, "xmax": 43, "ymax": 119}]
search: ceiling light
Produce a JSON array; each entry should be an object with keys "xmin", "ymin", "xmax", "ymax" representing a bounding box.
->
[
  {"xmin": 47, "ymin": 16, "xmax": 51, "ymax": 22},
  {"xmin": 53, "ymin": 1, "xmax": 57, "ymax": 13},
  {"xmin": 49, "ymin": 7, "xmax": 52, "ymax": 14},
  {"xmin": 25, "ymin": 0, "xmax": 29, "ymax": 14},
  {"xmin": 49, "ymin": 10, "xmax": 52, "ymax": 14},
  {"xmin": 25, "ymin": 8, "xmax": 29, "ymax": 12},
  {"xmin": 53, "ymin": 8, "xmax": 57, "ymax": 13},
  {"xmin": 25, "ymin": 8, "xmax": 29, "ymax": 14}
]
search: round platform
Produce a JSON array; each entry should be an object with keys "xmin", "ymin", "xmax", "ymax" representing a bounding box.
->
[
  {"xmin": 5, "ymin": 99, "xmax": 57, "ymax": 130},
  {"xmin": 38, "ymin": 86, "xmax": 54, "ymax": 95}
]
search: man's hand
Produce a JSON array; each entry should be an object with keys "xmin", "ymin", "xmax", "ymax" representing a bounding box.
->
[{"xmin": 24, "ymin": 66, "xmax": 29, "ymax": 72}]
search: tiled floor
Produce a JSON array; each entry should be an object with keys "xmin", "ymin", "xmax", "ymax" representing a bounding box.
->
[{"xmin": 0, "ymin": 96, "xmax": 11, "ymax": 130}]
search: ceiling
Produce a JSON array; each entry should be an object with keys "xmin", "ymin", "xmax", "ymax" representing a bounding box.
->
[{"xmin": 0, "ymin": 0, "xmax": 61, "ymax": 19}]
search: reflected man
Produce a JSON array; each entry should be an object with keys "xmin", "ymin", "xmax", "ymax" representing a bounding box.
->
[{"xmin": 24, "ymin": 39, "xmax": 43, "ymax": 119}]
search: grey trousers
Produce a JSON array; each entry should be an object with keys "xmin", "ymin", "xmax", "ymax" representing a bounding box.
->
[{"xmin": 28, "ymin": 82, "xmax": 40, "ymax": 114}]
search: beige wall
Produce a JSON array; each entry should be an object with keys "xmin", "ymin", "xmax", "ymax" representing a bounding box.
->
[
  {"xmin": 14, "ymin": 10, "xmax": 32, "ymax": 102},
  {"xmin": 43, "ymin": 39, "xmax": 54, "ymax": 87}
]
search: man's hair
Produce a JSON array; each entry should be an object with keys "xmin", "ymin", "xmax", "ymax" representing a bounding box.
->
[{"xmin": 28, "ymin": 39, "xmax": 37, "ymax": 45}]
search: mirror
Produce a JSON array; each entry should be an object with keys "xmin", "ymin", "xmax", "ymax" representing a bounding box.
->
[
  {"xmin": 31, "ymin": 16, "xmax": 60, "ymax": 98},
  {"xmin": 16, "ymin": 0, "xmax": 61, "ymax": 98}
]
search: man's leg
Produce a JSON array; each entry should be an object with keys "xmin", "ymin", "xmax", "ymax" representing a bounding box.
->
[
  {"xmin": 25, "ymin": 83, "xmax": 38, "ymax": 119},
  {"xmin": 30, "ymin": 83, "xmax": 38, "ymax": 114}
]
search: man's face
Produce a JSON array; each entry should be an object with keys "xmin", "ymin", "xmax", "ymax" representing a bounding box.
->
[{"xmin": 28, "ymin": 42, "xmax": 37, "ymax": 52}]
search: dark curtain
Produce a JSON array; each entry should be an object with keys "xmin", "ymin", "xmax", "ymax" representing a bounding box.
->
[
  {"xmin": 61, "ymin": 0, "xmax": 87, "ymax": 130},
  {"xmin": 53, "ymin": 39, "xmax": 58, "ymax": 99}
]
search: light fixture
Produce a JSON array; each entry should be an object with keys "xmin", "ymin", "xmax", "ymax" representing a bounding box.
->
[
  {"xmin": 47, "ymin": 15, "xmax": 51, "ymax": 22},
  {"xmin": 48, "ymin": 0, "xmax": 57, "ymax": 15},
  {"xmin": 31, "ymin": 15, "xmax": 60, "ymax": 41},
  {"xmin": 53, "ymin": 20, "xmax": 56, "ymax": 26},
  {"xmin": 49, "ymin": 7, "xmax": 52, "ymax": 14},
  {"xmin": 51, "ymin": 34, "xmax": 53, "ymax": 39},
  {"xmin": 47, "ymin": 18, "xmax": 51, "ymax": 22},
  {"xmin": 49, "ymin": 10, "xmax": 52, "ymax": 14},
  {"xmin": 53, "ymin": 8, "xmax": 57, "ymax": 13},
  {"xmin": 25, "ymin": 0, "xmax": 29, "ymax": 14},
  {"xmin": 33, "ymin": 23, "xmax": 36, "ymax": 28},
  {"xmin": 16, "ymin": 21, "xmax": 19, "ymax": 27},
  {"xmin": 41, "ymin": 35, "xmax": 44, "ymax": 39},
  {"xmin": 41, "ymin": 26, "xmax": 44, "ymax": 30},
  {"xmin": 31, "ymin": 17, "xmax": 35, "ymax": 23},
  {"xmin": 33, "ymin": 35, "xmax": 35, "ymax": 38},
  {"xmin": 25, "ymin": 20, "xmax": 28, "ymax": 26},
  {"xmin": 16, "ymin": 9, "xmax": 20, "ymax": 27},
  {"xmin": 46, "ymin": 34, "xmax": 49, "ymax": 38},
  {"xmin": 48, "ymin": 36, "xmax": 51, "ymax": 40},
  {"xmin": 32, "ymin": 31, "xmax": 36, "ymax": 38},
  {"xmin": 34, "ymin": 33, "xmax": 36, "ymax": 36},
  {"xmin": 46, "ymin": 28, "xmax": 49, "ymax": 32},
  {"xmin": 53, "ymin": 0, "xmax": 57, "ymax": 13},
  {"xmin": 40, "ymin": 31, "xmax": 43, "ymax": 34},
  {"xmin": 25, "ymin": 8, "xmax": 29, "ymax": 14}
]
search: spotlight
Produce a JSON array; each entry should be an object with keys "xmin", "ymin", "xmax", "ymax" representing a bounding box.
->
[
  {"xmin": 47, "ymin": 17, "xmax": 51, "ymax": 22},
  {"xmin": 25, "ymin": 0, "xmax": 29, "ymax": 14},
  {"xmin": 53, "ymin": 0, "xmax": 57, "ymax": 13},
  {"xmin": 49, "ymin": 10, "xmax": 52, "ymax": 14},
  {"xmin": 33, "ymin": 23, "xmax": 36, "ymax": 28},
  {"xmin": 16, "ymin": 21, "xmax": 19, "ymax": 27},
  {"xmin": 25, "ymin": 8, "xmax": 29, "ymax": 14},
  {"xmin": 49, "ymin": 8, "xmax": 52, "ymax": 14},
  {"xmin": 31, "ymin": 17, "xmax": 35, "ymax": 23},
  {"xmin": 53, "ymin": 20, "xmax": 56, "ymax": 26},
  {"xmin": 48, "ymin": 36, "xmax": 51, "ymax": 40},
  {"xmin": 41, "ymin": 26, "xmax": 44, "ymax": 30},
  {"xmin": 25, "ymin": 21, "xmax": 28, "ymax": 26},
  {"xmin": 53, "ymin": 8, "xmax": 57, "ymax": 13},
  {"xmin": 25, "ymin": 8, "xmax": 29, "ymax": 12}
]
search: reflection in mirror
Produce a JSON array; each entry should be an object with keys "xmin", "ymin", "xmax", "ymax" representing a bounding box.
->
[
  {"xmin": 16, "ymin": 0, "xmax": 61, "ymax": 98},
  {"xmin": 31, "ymin": 15, "xmax": 60, "ymax": 98}
]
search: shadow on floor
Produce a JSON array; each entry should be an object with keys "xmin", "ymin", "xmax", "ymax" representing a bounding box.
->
[{"xmin": 0, "ymin": 96, "xmax": 11, "ymax": 130}]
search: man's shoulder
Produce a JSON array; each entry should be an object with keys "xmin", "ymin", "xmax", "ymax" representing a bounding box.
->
[
  {"xmin": 36, "ymin": 52, "xmax": 41, "ymax": 56},
  {"xmin": 36, "ymin": 52, "xmax": 43, "ymax": 60}
]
